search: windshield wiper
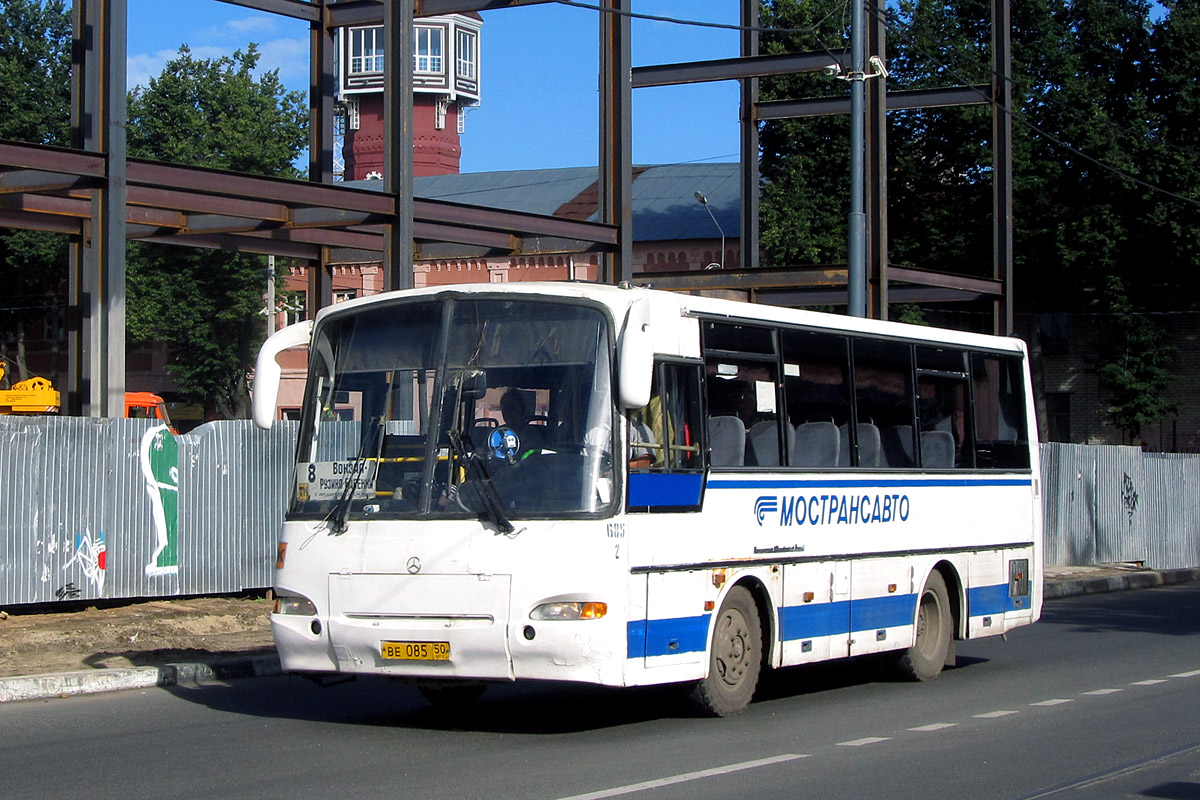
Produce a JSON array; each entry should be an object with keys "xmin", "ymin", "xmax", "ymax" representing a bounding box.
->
[
  {"xmin": 328, "ymin": 419, "xmax": 382, "ymax": 534},
  {"xmin": 447, "ymin": 429, "xmax": 515, "ymax": 535}
]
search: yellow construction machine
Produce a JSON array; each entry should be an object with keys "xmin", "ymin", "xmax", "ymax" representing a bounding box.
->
[{"xmin": 0, "ymin": 360, "xmax": 61, "ymax": 414}]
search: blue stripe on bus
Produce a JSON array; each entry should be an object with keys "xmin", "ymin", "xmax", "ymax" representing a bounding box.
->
[
  {"xmin": 968, "ymin": 583, "xmax": 1028, "ymax": 615},
  {"xmin": 627, "ymin": 614, "xmax": 711, "ymax": 659},
  {"xmin": 779, "ymin": 594, "xmax": 916, "ymax": 640},
  {"xmin": 708, "ymin": 477, "xmax": 1032, "ymax": 490},
  {"xmin": 628, "ymin": 473, "xmax": 705, "ymax": 507},
  {"xmin": 779, "ymin": 600, "xmax": 851, "ymax": 640},
  {"xmin": 627, "ymin": 584, "xmax": 1026, "ymax": 659}
]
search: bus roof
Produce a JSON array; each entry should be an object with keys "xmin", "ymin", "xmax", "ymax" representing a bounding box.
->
[{"xmin": 310, "ymin": 282, "xmax": 1028, "ymax": 357}]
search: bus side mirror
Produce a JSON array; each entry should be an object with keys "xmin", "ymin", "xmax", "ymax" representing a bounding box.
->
[
  {"xmin": 618, "ymin": 299, "xmax": 653, "ymax": 409},
  {"xmin": 253, "ymin": 321, "xmax": 313, "ymax": 429}
]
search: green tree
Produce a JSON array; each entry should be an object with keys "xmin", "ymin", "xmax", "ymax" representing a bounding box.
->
[
  {"xmin": 1095, "ymin": 277, "xmax": 1177, "ymax": 441},
  {"xmin": 758, "ymin": 0, "xmax": 851, "ymax": 267},
  {"xmin": 0, "ymin": 0, "xmax": 71, "ymax": 384},
  {"xmin": 126, "ymin": 45, "xmax": 306, "ymax": 419}
]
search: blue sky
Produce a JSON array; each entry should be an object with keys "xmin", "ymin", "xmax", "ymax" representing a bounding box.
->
[{"xmin": 127, "ymin": 0, "xmax": 744, "ymax": 173}]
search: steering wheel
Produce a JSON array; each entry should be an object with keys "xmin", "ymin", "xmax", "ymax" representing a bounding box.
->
[{"xmin": 487, "ymin": 426, "xmax": 521, "ymax": 461}]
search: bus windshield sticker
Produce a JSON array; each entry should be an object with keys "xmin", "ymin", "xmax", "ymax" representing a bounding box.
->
[{"xmin": 298, "ymin": 460, "xmax": 378, "ymax": 502}]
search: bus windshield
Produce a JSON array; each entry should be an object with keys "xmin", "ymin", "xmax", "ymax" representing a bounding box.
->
[{"xmin": 290, "ymin": 295, "xmax": 615, "ymax": 523}]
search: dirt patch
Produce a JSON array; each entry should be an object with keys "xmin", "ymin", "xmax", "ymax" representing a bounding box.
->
[{"xmin": 0, "ymin": 596, "xmax": 275, "ymax": 678}]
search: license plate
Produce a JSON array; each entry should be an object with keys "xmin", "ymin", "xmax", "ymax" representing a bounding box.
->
[{"xmin": 381, "ymin": 640, "xmax": 451, "ymax": 661}]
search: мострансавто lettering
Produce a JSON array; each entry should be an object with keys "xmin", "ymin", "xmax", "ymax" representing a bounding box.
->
[{"xmin": 757, "ymin": 493, "xmax": 911, "ymax": 526}]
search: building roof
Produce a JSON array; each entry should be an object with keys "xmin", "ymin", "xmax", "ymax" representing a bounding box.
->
[{"xmin": 350, "ymin": 162, "xmax": 741, "ymax": 243}]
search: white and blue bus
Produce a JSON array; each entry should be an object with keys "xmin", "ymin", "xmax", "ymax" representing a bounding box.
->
[{"xmin": 253, "ymin": 282, "xmax": 1040, "ymax": 715}]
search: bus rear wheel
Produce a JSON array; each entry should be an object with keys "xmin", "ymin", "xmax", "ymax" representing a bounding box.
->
[
  {"xmin": 890, "ymin": 570, "xmax": 952, "ymax": 681},
  {"xmin": 689, "ymin": 586, "xmax": 762, "ymax": 717}
]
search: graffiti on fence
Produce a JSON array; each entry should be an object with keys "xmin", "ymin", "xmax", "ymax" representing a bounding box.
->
[
  {"xmin": 1122, "ymin": 472, "xmax": 1139, "ymax": 524},
  {"xmin": 141, "ymin": 424, "xmax": 179, "ymax": 577},
  {"xmin": 63, "ymin": 529, "xmax": 106, "ymax": 594}
]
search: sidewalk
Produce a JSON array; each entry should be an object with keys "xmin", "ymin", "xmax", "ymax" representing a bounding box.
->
[{"xmin": 2, "ymin": 564, "xmax": 1198, "ymax": 704}]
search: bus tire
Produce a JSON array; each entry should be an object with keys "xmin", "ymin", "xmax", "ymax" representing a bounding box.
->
[
  {"xmin": 689, "ymin": 586, "xmax": 762, "ymax": 717},
  {"xmin": 891, "ymin": 570, "xmax": 952, "ymax": 682},
  {"xmin": 418, "ymin": 682, "xmax": 487, "ymax": 708}
]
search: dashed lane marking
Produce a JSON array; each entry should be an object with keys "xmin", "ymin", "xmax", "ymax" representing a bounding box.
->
[
  {"xmin": 553, "ymin": 754, "xmax": 810, "ymax": 800},
  {"xmin": 1082, "ymin": 688, "xmax": 1123, "ymax": 695},
  {"xmin": 1169, "ymin": 669, "xmax": 1200, "ymax": 678},
  {"xmin": 838, "ymin": 737, "xmax": 892, "ymax": 747},
  {"xmin": 910, "ymin": 723, "xmax": 958, "ymax": 732},
  {"xmin": 1030, "ymin": 699, "xmax": 1073, "ymax": 706},
  {"xmin": 974, "ymin": 710, "xmax": 1019, "ymax": 718},
  {"xmin": 1131, "ymin": 679, "xmax": 1168, "ymax": 686}
]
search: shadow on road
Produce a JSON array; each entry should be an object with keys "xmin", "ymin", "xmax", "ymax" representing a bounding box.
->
[
  {"xmin": 164, "ymin": 646, "xmax": 992, "ymax": 734},
  {"xmin": 1041, "ymin": 583, "xmax": 1200, "ymax": 637}
]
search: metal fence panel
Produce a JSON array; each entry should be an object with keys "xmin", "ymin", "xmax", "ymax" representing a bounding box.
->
[
  {"xmin": 4, "ymin": 422, "xmax": 1200, "ymax": 606},
  {"xmin": 0, "ymin": 417, "xmax": 297, "ymax": 607},
  {"xmin": 1039, "ymin": 443, "xmax": 1097, "ymax": 567},
  {"xmin": 1040, "ymin": 443, "xmax": 1200, "ymax": 570}
]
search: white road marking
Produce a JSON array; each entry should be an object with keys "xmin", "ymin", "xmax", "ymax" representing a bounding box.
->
[
  {"xmin": 974, "ymin": 710, "xmax": 1018, "ymax": 718},
  {"xmin": 1082, "ymin": 688, "xmax": 1122, "ymax": 695},
  {"xmin": 1131, "ymin": 679, "xmax": 1168, "ymax": 686},
  {"xmin": 1169, "ymin": 669, "xmax": 1200, "ymax": 678},
  {"xmin": 837, "ymin": 737, "xmax": 892, "ymax": 747},
  {"xmin": 909, "ymin": 723, "xmax": 958, "ymax": 732},
  {"xmin": 1030, "ymin": 699, "xmax": 1073, "ymax": 706},
  {"xmin": 553, "ymin": 754, "xmax": 809, "ymax": 800}
]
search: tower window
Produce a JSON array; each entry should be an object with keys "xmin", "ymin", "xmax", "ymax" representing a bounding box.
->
[
  {"xmin": 415, "ymin": 26, "xmax": 444, "ymax": 73},
  {"xmin": 456, "ymin": 29, "xmax": 477, "ymax": 80},
  {"xmin": 349, "ymin": 26, "xmax": 384, "ymax": 75}
]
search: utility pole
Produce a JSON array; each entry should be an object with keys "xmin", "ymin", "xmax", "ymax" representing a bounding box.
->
[{"xmin": 847, "ymin": 0, "xmax": 867, "ymax": 318}]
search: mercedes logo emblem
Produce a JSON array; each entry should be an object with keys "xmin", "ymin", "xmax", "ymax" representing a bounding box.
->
[{"xmin": 406, "ymin": 557, "xmax": 421, "ymax": 574}]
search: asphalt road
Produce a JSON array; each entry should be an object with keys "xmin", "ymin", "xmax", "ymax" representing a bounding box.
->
[{"xmin": 3, "ymin": 584, "xmax": 1200, "ymax": 800}]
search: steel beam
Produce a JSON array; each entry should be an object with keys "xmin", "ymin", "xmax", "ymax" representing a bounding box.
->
[
  {"xmin": 632, "ymin": 51, "xmax": 845, "ymax": 89},
  {"xmin": 867, "ymin": 0, "xmax": 888, "ymax": 320},
  {"xmin": 384, "ymin": 0, "xmax": 415, "ymax": 291},
  {"xmin": 310, "ymin": 0, "xmax": 337, "ymax": 185},
  {"xmin": 756, "ymin": 85, "xmax": 991, "ymax": 120},
  {"xmin": 739, "ymin": 0, "xmax": 760, "ymax": 272},
  {"xmin": 0, "ymin": 209, "xmax": 83, "ymax": 235},
  {"xmin": 599, "ymin": 0, "xmax": 632, "ymax": 284},
  {"xmin": 326, "ymin": 0, "xmax": 553, "ymax": 27},
  {"xmin": 216, "ymin": 0, "xmax": 321, "ymax": 22},
  {"xmin": 68, "ymin": 0, "xmax": 126, "ymax": 418},
  {"xmin": 0, "ymin": 170, "xmax": 99, "ymax": 194},
  {"xmin": 0, "ymin": 141, "xmax": 106, "ymax": 175},
  {"xmin": 993, "ymin": 0, "xmax": 1013, "ymax": 335}
]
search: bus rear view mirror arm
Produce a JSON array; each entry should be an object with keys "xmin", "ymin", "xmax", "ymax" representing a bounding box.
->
[{"xmin": 253, "ymin": 321, "xmax": 313, "ymax": 429}]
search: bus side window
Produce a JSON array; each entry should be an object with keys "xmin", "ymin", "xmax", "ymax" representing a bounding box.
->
[
  {"xmin": 915, "ymin": 347, "xmax": 972, "ymax": 469},
  {"xmin": 971, "ymin": 353, "xmax": 1030, "ymax": 469},
  {"xmin": 782, "ymin": 330, "xmax": 852, "ymax": 468},
  {"xmin": 628, "ymin": 362, "xmax": 702, "ymax": 472}
]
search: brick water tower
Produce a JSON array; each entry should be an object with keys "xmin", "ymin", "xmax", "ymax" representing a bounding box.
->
[{"xmin": 338, "ymin": 14, "xmax": 482, "ymax": 179}]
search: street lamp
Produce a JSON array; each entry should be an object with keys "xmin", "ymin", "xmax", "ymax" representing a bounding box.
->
[{"xmin": 694, "ymin": 191, "xmax": 725, "ymax": 270}]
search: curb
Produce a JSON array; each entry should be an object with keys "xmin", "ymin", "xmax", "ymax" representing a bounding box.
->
[
  {"xmin": 1043, "ymin": 567, "xmax": 1200, "ymax": 600},
  {"xmin": 0, "ymin": 653, "xmax": 281, "ymax": 703}
]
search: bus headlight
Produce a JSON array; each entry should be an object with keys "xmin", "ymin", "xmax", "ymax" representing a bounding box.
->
[
  {"xmin": 530, "ymin": 602, "xmax": 607, "ymax": 620},
  {"xmin": 273, "ymin": 592, "xmax": 317, "ymax": 616}
]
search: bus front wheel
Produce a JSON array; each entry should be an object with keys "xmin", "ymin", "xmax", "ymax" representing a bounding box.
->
[
  {"xmin": 890, "ymin": 570, "xmax": 952, "ymax": 681},
  {"xmin": 689, "ymin": 586, "xmax": 762, "ymax": 717}
]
